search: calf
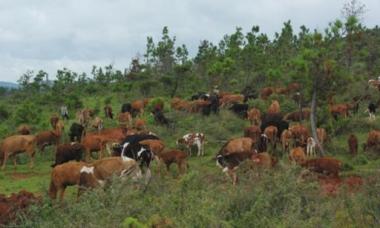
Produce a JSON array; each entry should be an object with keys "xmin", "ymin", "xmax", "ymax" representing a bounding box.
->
[
  {"xmin": 134, "ymin": 118, "xmax": 146, "ymax": 131},
  {"xmin": 247, "ymin": 108, "xmax": 261, "ymax": 125},
  {"xmin": 0, "ymin": 135, "xmax": 36, "ymax": 170},
  {"xmin": 317, "ymin": 128, "xmax": 328, "ymax": 146},
  {"xmin": 49, "ymin": 161, "xmax": 87, "ymax": 201},
  {"xmin": 176, "ymin": 133, "xmax": 205, "ymax": 156},
  {"xmin": 301, "ymin": 157, "xmax": 342, "ymax": 177},
  {"xmin": 244, "ymin": 125, "xmax": 261, "ymax": 144},
  {"xmin": 257, "ymin": 134, "xmax": 269, "ymax": 153},
  {"xmin": 348, "ymin": 134, "xmax": 358, "ymax": 156},
  {"xmin": 156, "ymin": 149, "xmax": 188, "ymax": 174},
  {"xmin": 267, "ymin": 100, "xmax": 280, "ymax": 114},
  {"xmin": 50, "ymin": 114, "xmax": 59, "ymax": 129},
  {"xmin": 36, "ymin": 124, "xmax": 64, "ymax": 152},
  {"xmin": 104, "ymin": 105, "xmax": 113, "ymax": 119},
  {"xmin": 264, "ymin": 126, "xmax": 278, "ymax": 150},
  {"xmin": 51, "ymin": 143, "xmax": 85, "ymax": 167}
]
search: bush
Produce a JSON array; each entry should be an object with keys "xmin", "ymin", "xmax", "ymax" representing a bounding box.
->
[
  {"xmin": 13, "ymin": 102, "xmax": 41, "ymax": 125},
  {"xmin": 0, "ymin": 105, "xmax": 9, "ymax": 121}
]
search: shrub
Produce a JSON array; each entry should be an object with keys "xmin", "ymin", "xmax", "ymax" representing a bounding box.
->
[{"xmin": 13, "ymin": 102, "xmax": 41, "ymax": 125}]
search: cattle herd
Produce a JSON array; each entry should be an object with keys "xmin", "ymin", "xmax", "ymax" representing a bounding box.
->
[{"xmin": 1, "ymin": 82, "xmax": 379, "ymax": 225}]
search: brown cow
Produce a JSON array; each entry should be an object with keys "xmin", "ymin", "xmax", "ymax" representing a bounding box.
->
[
  {"xmin": 348, "ymin": 134, "xmax": 358, "ymax": 156},
  {"xmin": 244, "ymin": 125, "xmax": 261, "ymax": 144},
  {"xmin": 52, "ymin": 143, "xmax": 85, "ymax": 167},
  {"xmin": 289, "ymin": 124, "xmax": 309, "ymax": 147},
  {"xmin": 50, "ymin": 114, "xmax": 59, "ymax": 129},
  {"xmin": 219, "ymin": 94, "xmax": 244, "ymax": 108},
  {"xmin": 264, "ymin": 125, "xmax": 278, "ymax": 150},
  {"xmin": 0, "ymin": 135, "xmax": 36, "ymax": 170},
  {"xmin": 91, "ymin": 117, "xmax": 104, "ymax": 131},
  {"xmin": 218, "ymin": 137, "xmax": 255, "ymax": 156},
  {"xmin": 189, "ymin": 99, "xmax": 210, "ymax": 113},
  {"xmin": 247, "ymin": 108, "xmax": 261, "ymax": 125},
  {"xmin": 267, "ymin": 100, "xmax": 280, "ymax": 114},
  {"xmin": 364, "ymin": 130, "xmax": 380, "ymax": 151},
  {"xmin": 35, "ymin": 120, "xmax": 64, "ymax": 152},
  {"xmin": 283, "ymin": 109, "xmax": 311, "ymax": 122},
  {"xmin": 281, "ymin": 129, "xmax": 293, "ymax": 153},
  {"xmin": 317, "ymin": 128, "xmax": 328, "ymax": 146},
  {"xmin": 301, "ymin": 157, "xmax": 342, "ymax": 177},
  {"xmin": 251, "ymin": 152, "xmax": 277, "ymax": 169},
  {"xmin": 260, "ymin": 87, "xmax": 274, "ymax": 100},
  {"xmin": 328, "ymin": 97, "xmax": 349, "ymax": 119},
  {"xmin": 155, "ymin": 149, "xmax": 188, "ymax": 174},
  {"xmin": 134, "ymin": 118, "xmax": 146, "ymax": 131},
  {"xmin": 131, "ymin": 99, "xmax": 149, "ymax": 116},
  {"xmin": 78, "ymin": 157, "xmax": 142, "ymax": 197},
  {"xmin": 118, "ymin": 112, "xmax": 132, "ymax": 128},
  {"xmin": 289, "ymin": 147, "xmax": 306, "ymax": 164},
  {"xmin": 76, "ymin": 108, "xmax": 94, "ymax": 127},
  {"xmin": 17, "ymin": 124, "xmax": 31, "ymax": 135},
  {"xmin": 49, "ymin": 161, "xmax": 87, "ymax": 201}
]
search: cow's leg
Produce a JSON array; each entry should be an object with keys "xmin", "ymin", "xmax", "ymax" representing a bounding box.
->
[
  {"xmin": 12, "ymin": 156, "xmax": 17, "ymax": 170},
  {"xmin": 59, "ymin": 187, "xmax": 66, "ymax": 202},
  {"xmin": 29, "ymin": 154, "xmax": 34, "ymax": 169},
  {"xmin": 1, "ymin": 152, "xmax": 9, "ymax": 170}
]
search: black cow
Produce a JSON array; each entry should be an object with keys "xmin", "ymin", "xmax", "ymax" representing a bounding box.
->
[
  {"xmin": 257, "ymin": 134, "xmax": 269, "ymax": 153},
  {"xmin": 51, "ymin": 143, "xmax": 85, "ymax": 167},
  {"xmin": 201, "ymin": 94, "xmax": 219, "ymax": 116},
  {"xmin": 229, "ymin": 103, "xmax": 248, "ymax": 118},
  {"xmin": 260, "ymin": 113, "xmax": 289, "ymax": 138},
  {"xmin": 152, "ymin": 109, "xmax": 170, "ymax": 126},
  {"xmin": 191, "ymin": 92, "xmax": 210, "ymax": 101},
  {"xmin": 121, "ymin": 103, "xmax": 132, "ymax": 113},
  {"xmin": 69, "ymin": 122, "xmax": 85, "ymax": 142}
]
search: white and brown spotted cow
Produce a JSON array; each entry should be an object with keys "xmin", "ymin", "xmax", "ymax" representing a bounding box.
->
[{"xmin": 176, "ymin": 133, "xmax": 205, "ymax": 156}]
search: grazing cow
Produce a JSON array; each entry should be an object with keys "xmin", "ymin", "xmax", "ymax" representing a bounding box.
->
[
  {"xmin": 364, "ymin": 130, "xmax": 380, "ymax": 151},
  {"xmin": 348, "ymin": 134, "xmax": 358, "ymax": 156},
  {"xmin": 49, "ymin": 161, "xmax": 87, "ymax": 201},
  {"xmin": 17, "ymin": 124, "xmax": 31, "ymax": 135},
  {"xmin": 267, "ymin": 100, "xmax": 280, "ymax": 114},
  {"xmin": 328, "ymin": 97, "xmax": 349, "ymax": 120},
  {"xmin": 176, "ymin": 133, "xmax": 205, "ymax": 156},
  {"xmin": 281, "ymin": 129, "xmax": 293, "ymax": 153},
  {"xmin": 91, "ymin": 117, "xmax": 104, "ymax": 132},
  {"xmin": 50, "ymin": 114, "xmax": 59, "ymax": 129},
  {"xmin": 260, "ymin": 87, "xmax": 274, "ymax": 100},
  {"xmin": 118, "ymin": 112, "xmax": 132, "ymax": 128},
  {"xmin": 260, "ymin": 113, "xmax": 289, "ymax": 138},
  {"xmin": 69, "ymin": 122, "xmax": 85, "ymax": 142},
  {"xmin": 139, "ymin": 139, "xmax": 165, "ymax": 156},
  {"xmin": 219, "ymin": 94, "xmax": 244, "ymax": 108},
  {"xmin": 283, "ymin": 109, "xmax": 311, "ymax": 122},
  {"xmin": 366, "ymin": 102, "xmax": 376, "ymax": 120},
  {"xmin": 289, "ymin": 124, "xmax": 309, "ymax": 147},
  {"xmin": 0, "ymin": 190, "xmax": 39, "ymax": 225},
  {"xmin": 81, "ymin": 134, "xmax": 107, "ymax": 161},
  {"xmin": 35, "ymin": 121, "xmax": 64, "ymax": 152},
  {"xmin": 0, "ymin": 135, "xmax": 36, "ymax": 170},
  {"xmin": 317, "ymin": 128, "xmax": 328, "ymax": 146},
  {"xmin": 155, "ymin": 149, "xmax": 188, "ymax": 174},
  {"xmin": 251, "ymin": 152, "xmax": 277, "ymax": 169},
  {"xmin": 134, "ymin": 119, "xmax": 146, "ymax": 131},
  {"xmin": 247, "ymin": 108, "xmax": 261, "ymax": 125},
  {"xmin": 306, "ymin": 137, "xmax": 316, "ymax": 157},
  {"xmin": 78, "ymin": 157, "xmax": 142, "ymax": 197},
  {"xmin": 301, "ymin": 157, "xmax": 342, "ymax": 177},
  {"xmin": 289, "ymin": 147, "xmax": 306, "ymax": 164},
  {"xmin": 229, "ymin": 103, "xmax": 248, "ymax": 118},
  {"xmin": 264, "ymin": 126, "xmax": 278, "ymax": 150},
  {"xmin": 131, "ymin": 99, "xmax": 149, "ymax": 116},
  {"xmin": 244, "ymin": 125, "xmax": 261, "ymax": 144},
  {"xmin": 218, "ymin": 137, "xmax": 255, "ymax": 156},
  {"xmin": 104, "ymin": 105, "xmax": 113, "ymax": 119},
  {"xmin": 189, "ymin": 99, "xmax": 211, "ymax": 113},
  {"xmin": 51, "ymin": 143, "xmax": 85, "ymax": 167},
  {"xmin": 171, "ymin": 98, "xmax": 191, "ymax": 112},
  {"xmin": 121, "ymin": 103, "xmax": 132, "ymax": 113}
]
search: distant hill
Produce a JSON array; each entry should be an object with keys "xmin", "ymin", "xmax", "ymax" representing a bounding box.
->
[{"xmin": 0, "ymin": 81, "xmax": 18, "ymax": 89}]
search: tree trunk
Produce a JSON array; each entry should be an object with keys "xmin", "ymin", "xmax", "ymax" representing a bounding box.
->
[{"xmin": 310, "ymin": 77, "xmax": 325, "ymax": 156}]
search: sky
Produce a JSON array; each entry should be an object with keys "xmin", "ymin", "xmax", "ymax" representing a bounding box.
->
[{"xmin": 0, "ymin": 0, "xmax": 378, "ymax": 83}]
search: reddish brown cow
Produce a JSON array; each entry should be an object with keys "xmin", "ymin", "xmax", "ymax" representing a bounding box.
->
[
  {"xmin": 118, "ymin": 112, "xmax": 132, "ymax": 128},
  {"xmin": 289, "ymin": 147, "xmax": 306, "ymax": 164},
  {"xmin": 50, "ymin": 114, "xmax": 59, "ymax": 129},
  {"xmin": 35, "ymin": 121, "xmax": 64, "ymax": 152},
  {"xmin": 104, "ymin": 105, "xmax": 113, "ymax": 119},
  {"xmin": 219, "ymin": 94, "xmax": 244, "ymax": 108},
  {"xmin": 247, "ymin": 108, "xmax": 261, "ymax": 125},
  {"xmin": 289, "ymin": 124, "xmax": 309, "ymax": 147},
  {"xmin": 139, "ymin": 139, "xmax": 165, "ymax": 156},
  {"xmin": 283, "ymin": 109, "xmax": 311, "ymax": 122},
  {"xmin": 364, "ymin": 130, "xmax": 380, "ymax": 151},
  {"xmin": 17, "ymin": 124, "xmax": 31, "ymax": 135},
  {"xmin": 264, "ymin": 125, "xmax": 278, "ymax": 150},
  {"xmin": 131, "ymin": 99, "xmax": 149, "ymax": 115},
  {"xmin": 251, "ymin": 152, "xmax": 277, "ymax": 169},
  {"xmin": 317, "ymin": 128, "xmax": 328, "ymax": 146},
  {"xmin": 156, "ymin": 149, "xmax": 188, "ymax": 174},
  {"xmin": 260, "ymin": 87, "xmax": 274, "ymax": 100},
  {"xmin": 348, "ymin": 134, "xmax": 358, "ymax": 156},
  {"xmin": 301, "ymin": 157, "xmax": 342, "ymax": 177},
  {"xmin": 281, "ymin": 129, "xmax": 293, "ymax": 153},
  {"xmin": 134, "ymin": 118, "xmax": 146, "ymax": 131},
  {"xmin": 244, "ymin": 125, "xmax": 261, "ymax": 144}
]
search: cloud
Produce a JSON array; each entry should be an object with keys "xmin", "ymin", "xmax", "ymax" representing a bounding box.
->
[{"xmin": 0, "ymin": 0, "xmax": 378, "ymax": 82}]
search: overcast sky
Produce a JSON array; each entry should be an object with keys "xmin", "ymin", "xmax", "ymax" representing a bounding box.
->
[{"xmin": 0, "ymin": 0, "xmax": 378, "ymax": 82}]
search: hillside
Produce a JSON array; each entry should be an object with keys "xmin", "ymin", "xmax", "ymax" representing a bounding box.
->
[
  {"xmin": 0, "ymin": 14, "xmax": 380, "ymax": 227},
  {"xmin": 0, "ymin": 81, "xmax": 18, "ymax": 89}
]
